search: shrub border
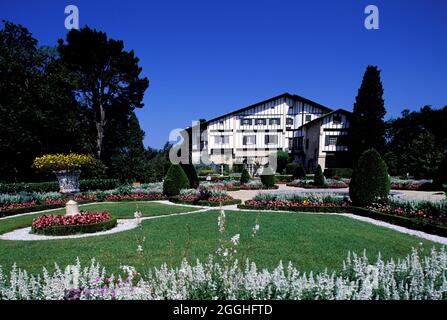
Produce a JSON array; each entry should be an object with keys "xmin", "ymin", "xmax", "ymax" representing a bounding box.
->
[
  {"xmin": 31, "ymin": 217, "xmax": 118, "ymax": 236},
  {"xmin": 169, "ymin": 197, "xmax": 241, "ymax": 207},
  {"xmin": 286, "ymin": 183, "xmax": 348, "ymax": 189},
  {"xmin": 237, "ymin": 204, "xmax": 447, "ymax": 237}
]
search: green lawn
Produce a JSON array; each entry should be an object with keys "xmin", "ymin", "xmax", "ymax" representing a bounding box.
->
[
  {"xmin": 0, "ymin": 203, "xmax": 442, "ymax": 276},
  {"xmin": 0, "ymin": 201, "xmax": 197, "ymax": 234}
]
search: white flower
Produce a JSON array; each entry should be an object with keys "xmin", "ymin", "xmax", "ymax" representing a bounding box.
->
[
  {"xmin": 137, "ymin": 245, "xmax": 143, "ymax": 254},
  {"xmin": 218, "ymin": 209, "xmax": 226, "ymax": 233},
  {"xmin": 230, "ymin": 234, "xmax": 240, "ymax": 246}
]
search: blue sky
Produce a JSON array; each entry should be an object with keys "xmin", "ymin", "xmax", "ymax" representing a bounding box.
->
[{"xmin": 2, "ymin": 0, "xmax": 446, "ymax": 149}]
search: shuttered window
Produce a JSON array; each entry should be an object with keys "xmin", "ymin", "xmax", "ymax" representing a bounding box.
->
[{"xmin": 243, "ymin": 135, "xmax": 256, "ymax": 145}]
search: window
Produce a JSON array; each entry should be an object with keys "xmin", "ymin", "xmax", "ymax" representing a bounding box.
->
[
  {"xmin": 305, "ymin": 115, "xmax": 312, "ymax": 122},
  {"xmin": 243, "ymin": 135, "xmax": 256, "ymax": 145},
  {"xmin": 240, "ymin": 118, "xmax": 252, "ymax": 125},
  {"xmin": 255, "ymin": 118, "xmax": 267, "ymax": 125},
  {"xmin": 218, "ymin": 120, "xmax": 224, "ymax": 125},
  {"xmin": 333, "ymin": 114, "xmax": 342, "ymax": 124},
  {"xmin": 325, "ymin": 136, "xmax": 338, "ymax": 146},
  {"xmin": 215, "ymin": 136, "xmax": 229, "ymax": 145},
  {"xmin": 286, "ymin": 118, "xmax": 294, "ymax": 125},
  {"xmin": 265, "ymin": 134, "xmax": 278, "ymax": 145},
  {"xmin": 305, "ymin": 138, "xmax": 309, "ymax": 150},
  {"xmin": 269, "ymin": 118, "xmax": 281, "ymax": 125}
]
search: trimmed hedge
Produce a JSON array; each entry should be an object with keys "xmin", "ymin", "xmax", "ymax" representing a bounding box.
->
[
  {"xmin": 293, "ymin": 165, "xmax": 306, "ymax": 179},
  {"xmin": 237, "ymin": 204, "xmax": 447, "ymax": 237},
  {"xmin": 275, "ymin": 175, "xmax": 294, "ymax": 183},
  {"xmin": 0, "ymin": 200, "xmax": 93, "ymax": 218},
  {"xmin": 197, "ymin": 199, "xmax": 242, "ymax": 206},
  {"xmin": 285, "ymin": 163, "xmax": 298, "ymax": 175},
  {"xmin": 0, "ymin": 179, "xmax": 120, "ymax": 193},
  {"xmin": 240, "ymin": 169, "xmax": 250, "ymax": 184},
  {"xmin": 31, "ymin": 218, "xmax": 117, "ymax": 236},
  {"xmin": 349, "ymin": 149, "xmax": 390, "ymax": 206},
  {"xmin": 324, "ymin": 168, "xmax": 353, "ymax": 179},
  {"xmin": 163, "ymin": 164, "xmax": 190, "ymax": 197},
  {"xmin": 314, "ymin": 165, "xmax": 325, "ymax": 187}
]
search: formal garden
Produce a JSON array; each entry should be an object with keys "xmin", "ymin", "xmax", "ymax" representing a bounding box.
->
[{"xmin": 1, "ymin": 21, "xmax": 447, "ymax": 300}]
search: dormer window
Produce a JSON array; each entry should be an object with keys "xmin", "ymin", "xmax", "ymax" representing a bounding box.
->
[
  {"xmin": 305, "ymin": 115, "xmax": 312, "ymax": 122},
  {"xmin": 286, "ymin": 118, "xmax": 293, "ymax": 125}
]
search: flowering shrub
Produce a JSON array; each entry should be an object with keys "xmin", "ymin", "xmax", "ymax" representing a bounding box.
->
[
  {"xmin": 390, "ymin": 178, "xmax": 433, "ymax": 191},
  {"xmin": 287, "ymin": 178, "xmax": 349, "ymax": 189},
  {"xmin": 32, "ymin": 153, "xmax": 97, "ymax": 172},
  {"xmin": 0, "ymin": 247, "xmax": 446, "ymax": 300},
  {"xmin": 104, "ymin": 193, "xmax": 166, "ymax": 201},
  {"xmin": 172, "ymin": 187, "xmax": 238, "ymax": 205},
  {"xmin": 367, "ymin": 199, "xmax": 447, "ymax": 225},
  {"xmin": 32, "ymin": 212, "xmax": 111, "ymax": 231}
]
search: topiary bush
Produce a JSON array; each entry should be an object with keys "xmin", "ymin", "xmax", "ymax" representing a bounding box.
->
[
  {"xmin": 240, "ymin": 168, "xmax": 250, "ymax": 185},
  {"xmin": 293, "ymin": 164, "xmax": 306, "ymax": 179},
  {"xmin": 260, "ymin": 167, "xmax": 276, "ymax": 187},
  {"xmin": 181, "ymin": 164, "xmax": 200, "ymax": 189},
  {"xmin": 313, "ymin": 165, "xmax": 325, "ymax": 186},
  {"xmin": 163, "ymin": 164, "xmax": 190, "ymax": 196},
  {"xmin": 285, "ymin": 163, "xmax": 297, "ymax": 175},
  {"xmin": 349, "ymin": 149, "xmax": 391, "ymax": 206}
]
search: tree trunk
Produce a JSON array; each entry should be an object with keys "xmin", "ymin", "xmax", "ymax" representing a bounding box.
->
[{"xmin": 95, "ymin": 103, "xmax": 106, "ymax": 159}]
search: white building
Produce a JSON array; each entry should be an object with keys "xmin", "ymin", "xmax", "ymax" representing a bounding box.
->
[{"xmin": 184, "ymin": 93, "xmax": 351, "ymax": 174}]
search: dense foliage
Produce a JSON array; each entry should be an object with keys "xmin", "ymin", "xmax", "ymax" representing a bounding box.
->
[
  {"xmin": 313, "ymin": 165, "xmax": 325, "ymax": 187},
  {"xmin": 181, "ymin": 164, "xmax": 200, "ymax": 189},
  {"xmin": 385, "ymin": 106, "xmax": 446, "ymax": 178},
  {"xmin": 162, "ymin": 164, "xmax": 190, "ymax": 196},
  {"xmin": 349, "ymin": 66, "xmax": 386, "ymax": 163},
  {"xmin": 260, "ymin": 168, "xmax": 276, "ymax": 187},
  {"xmin": 349, "ymin": 149, "xmax": 390, "ymax": 206},
  {"xmin": 240, "ymin": 168, "xmax": 250, "ymax": 184},
  {"xmin": 293, "ymin": 164, "xmax": 306, "ymax": 179}
]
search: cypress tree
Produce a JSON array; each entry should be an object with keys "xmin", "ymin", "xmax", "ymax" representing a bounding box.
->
[
  {"xmin": 349, "ymin": 66, "xmax": 386, "ymax": 163},
  {"xmin": 313, "ymin": 165, "xmax": 325, "ymax": 186}
]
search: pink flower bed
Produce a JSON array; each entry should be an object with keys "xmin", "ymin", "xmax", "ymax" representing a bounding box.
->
[
  {"xmin": 174, "ymin": 194, "xmax": 199, "ymax": 202},
  {"xmin": 244, "ymin": 200, "xmax": 350, "ymax": 208},
  {"xmin": 32, "ymin": 212, "xmax": 111, "ymax": 230},
  {"xmin": 0, "ymin": 201, "xmax": 37, "ymax": 211},
  {"xmin": 104, "ymin": 193, "xmax": 166, "ymax": 201},
  {"xmin": 208, "ymin": 196, "xmax": 234, "ymax": 202}
]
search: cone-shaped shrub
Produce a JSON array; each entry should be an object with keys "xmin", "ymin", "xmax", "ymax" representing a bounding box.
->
[
  {"xmin": 260, "ymin": 167, "xmax": 276, "ymax": 187},
  {"xmin": 181, "ymin": 163, "xmax": 199, "ymax": 189},
  {"xmin": 163, "ymin": 164, "xmax": 190, "ymax": 196},
  {"xmin": 240, "ymin": 168, "xmax": 250, "ymax": 185},
  {"xmin": 293, "ymin": 164, "xmax": 306, "ymax": 179},
  {"xmin": 313, "ymin": 165, "xmax": 325, "ymax": 186},
  {"xmin": 349, "ymin": 149, "xmax": 390, "ymax": 206}
]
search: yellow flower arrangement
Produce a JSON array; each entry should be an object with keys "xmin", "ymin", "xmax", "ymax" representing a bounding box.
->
[{"xmin": 33, "ymin": 153, "xmax": 97, "ymax": 172}]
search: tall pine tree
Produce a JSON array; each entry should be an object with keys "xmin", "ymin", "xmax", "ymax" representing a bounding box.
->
[{"xmin": 349, "ymin": 66, "xmax": 386, "ymax": 163}]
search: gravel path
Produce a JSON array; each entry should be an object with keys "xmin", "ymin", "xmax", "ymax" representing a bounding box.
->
[{"xmin": 0, "ymin": 208, "xmax": 210, "ymax": 241}]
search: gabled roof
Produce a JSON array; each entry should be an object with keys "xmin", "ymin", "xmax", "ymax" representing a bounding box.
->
[
  {"xmin": 300, "ymin": 108, "xmax": 352, "ymax": 128},
  {"xmin": 203, "ymin": 92, "xmax": 333, "ymax": 125}
]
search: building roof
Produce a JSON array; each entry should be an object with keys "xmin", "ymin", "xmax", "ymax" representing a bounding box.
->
[
  {"xmin": 203, "ymin": 92, "xmax": 333, "ymax": 125},
  {"xmin": 299, "ymin": 108, "xmax": 352, "ymax": 128}
]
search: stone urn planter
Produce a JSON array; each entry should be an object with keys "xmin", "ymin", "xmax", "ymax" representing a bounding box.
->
[{"xmin": 54, "ymin": 170, "xmax": 81, "ymax": 194}]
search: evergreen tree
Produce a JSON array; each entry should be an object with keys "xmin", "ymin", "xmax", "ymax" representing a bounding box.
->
[
  {"xmin": 349, "ymin": 66, "xmax": 386, "ymax": 163},
  {"xmin": 181, "ymin": 163, "xmax": 199, "ymax": 189},
  {"xmin": 58, "ymin": 27, "xmax": 149, "ymax": 160},
  {"xmin": 313, "ymin": 165, "xmax": 325, "ymax": 186},
  {"xmin": 240, "ymin": 168, "xmax": 250, "ymax": 184},
  {"xmin": 163, "ymin": 164, "xmax": 189, "ymax": 197},
  {"xmin": 349, "ymin": 149, "xmax": 390, "ymax": 206}
]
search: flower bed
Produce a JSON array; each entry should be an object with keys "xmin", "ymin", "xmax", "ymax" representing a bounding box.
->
[
  {"xmin": 390, "ymin": 178, "xmax": 435, "ymax": 191},
  {"xmin": 31, "ymin": 212, "xmax": 117, "ymax": 236},
  {"xmin": 287, "ymin": 178, "xmax": 349, "ymax": 189},
  {"xmin": 103, "ymin": 193, "xmax": 166, "ymax": 202},
  {"xmin": 238, "ymin": 194, "xmax": 447, "ymax": 237},
  {"xmin": 170, "ymin": 188, "xmax": 240, "ymax": 206},
  {"xmin": 1, "ymin": 248, "xmax": 447, "ymax": 300}
]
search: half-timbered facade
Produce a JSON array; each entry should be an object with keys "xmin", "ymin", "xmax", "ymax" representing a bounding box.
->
[{"xmin": 184, "ymin": 93, "xmax": 351, "ymax": 173}]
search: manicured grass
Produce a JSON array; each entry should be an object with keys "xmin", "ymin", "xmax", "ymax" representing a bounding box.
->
[
  {"xmin": 0, "ymin": 207, "xmax": 441, "ymax": 276},
  {"xmin": 0, "ymin": 201, "xmax": 196, "ymax": 234}
]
